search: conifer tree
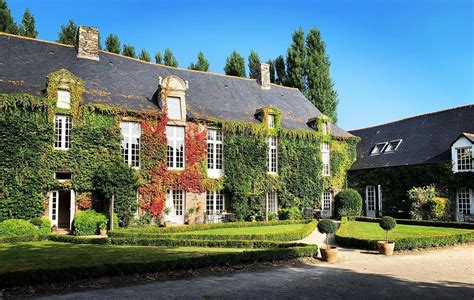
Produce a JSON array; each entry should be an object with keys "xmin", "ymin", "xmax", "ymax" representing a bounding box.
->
[
  {"xmin": 224, "ymin": 50, "xmax": 245, "ymax": 77},
  {"xmin": 267, "ymin": 60, "xmax": 276, "ymax": 83},
  {"xmin": 163, "ymin": 48, "xmax": 178, "ymax": 67},
  {"xmin": 18, "ymin": 8, "xmax": 37, "ymax": 38},
  {"xmin": 0, "ymin": 0, "xmax": 17, "ymax": 34},
  {"xmin": 274, "ymin": 55, "xmax": 286, "ymax": 85},
  {"xmin": 57, "ymin": 19, "xmax": 77, "ymax": 46},
  {"xmin": 305, "ymin": 28, "xmax": 339, "ymax": 123},
  {"xmin": 248, "ymin": 50, "xmax": 261, "ymax": 79},
  {"xmin": 122, "ymin": 44, "xmax": 136, "ymax": 58},
  {"xmin": 154, "ymin": 52, "xmax": 162, "ymax": 64},
  {"xmin": 188, "ymin": 51, "xmax": 209, "ymax": 71},
  {"xmin": 285, "ymin": 28, "xmax": 306, "ymax": 89},
  {"xmin": 105, "ymin": 34, "xmax": 120, "ymax": 54},
  {"xmin": 139, "ymin": 49, "xmax": 151, "ymax": 62}
]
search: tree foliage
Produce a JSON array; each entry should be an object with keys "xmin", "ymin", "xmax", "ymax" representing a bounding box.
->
[
  {"xmin": 57, "ymin": 19, "xmax": 78, "ymax": 46},
  {"xmin": 248, "ymin": 50, "xmax": 261, "ymax": 79},
  {"xmin": 274, "ymin": 55, "xmax": 286, "ymax": 85},
  {"xmin": 285, "ymin": 28, "xmax": 306, "ymax": 89},
  {"xmin": 154, "ymin": 52, "xmax": 162, "ymax": 64},
  {"xmin": 224, "ymin": 50, "xmax": 246, "ymax": 77},
  {"xmin": 105, "ymin": 34, "xmax": 120, "ymax": 54},
  {"xmin": 163, "ymin": 48, "xmax": 178, "ymax": 67},
  {"xmin": 18, "ymin": 8, "xmax": 37, "ymax": 38},
  {"xmin": 188, "ymin": 51, "xmax": 209, "ymax": 71},
  {"xmin": 267, "ymin": 60, "xmax": 276, "ymax": 83},
  {"xmin": 0, "ymin": 0, "xmax": 17, "ymax": 34},
  {"xmin": 122, "ymin": 44, "xmax": 136, "ymax": 58},
  {"xmin": 138, "ymin": 49, "xmax": 151, "ymax": 62}
]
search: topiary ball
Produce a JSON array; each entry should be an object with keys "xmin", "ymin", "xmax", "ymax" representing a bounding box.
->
[
  {"xmin": 379, "ymin": 216, "xmax": 397, "ymax": 231},
  {"xmin": 317, "ymin": 219, "xmax": 337, "ymax": 234},
  {"xmin": 334, "ymin": 189, "xmax": 363, "ymax": 219}
]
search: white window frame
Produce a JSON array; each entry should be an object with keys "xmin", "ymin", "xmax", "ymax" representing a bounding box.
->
[
  {"xmin": 268, "ymin": 136, "xmax": 278, "ymax": 174},
  {"xmin": 166, "ymin": 189, "xmax": 185, "ymax": 223},
  {"xmin": 54, "ymin": 115, "xmax": 72, "ymax": 150},
  {"xmin": 370, "ymin": 142, "xmax": 388, "ymax": 156},
  {"xmin": 268, "ymin": 114, "xmax": 275, "ymax": 129},
  {"xmin": 206, "ymin": 190, "xmax": 225, "ymax": 215},
  {"xmin": 322, "ymin": 122, "xmax": 328, "ymax": 135},
  {"xmin": 207, "ymin": 129, "xmax": 224, "ymax": 178},
  {"xmin": 384, "ymin": 139, "xmax": 402, "ymax": 153},
  {"xmin": 365, "ymin": 185, "xmax": 376, "ymax": 216},
  {"xmin": 120, "ymin": 122, "xmax": 141, "ymax": 168},
  {"xmin": 321, "ymin": 142, "xmax": 330, "ymax": 176},
  {"xmin": 57, "ymin": 89, "xmax": 71, "ymax": 109},
  {"xmin": 322, "ymin": 191, "xmax": 332, "ymax": 211},
  {"xmin": 456, "ymin": 188, "xmax": 472, "ymax": 215},
  {"xmin": 456, "ymin": 147, "xmax": 473, "ymax": 172},
  {"xmin": 166, "ymin": 126, "xmax": 185, "ymax": 170},
  {"xmin": 266, "ymin": 192, "xmax": 278, "ymax": 214},
  {"xmin": 167, "ymin": 96, "xmax": 182, "ymax": 120}
]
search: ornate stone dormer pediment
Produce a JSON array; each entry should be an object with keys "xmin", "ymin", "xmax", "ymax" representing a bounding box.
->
[{"xmin": 159, "ymin": 75, "xmax": 188, "ymax": 122}]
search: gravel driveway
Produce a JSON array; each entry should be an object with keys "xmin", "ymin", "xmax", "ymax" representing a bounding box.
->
[{"xmin": 41, "ymin": 244, "xmax": 474, "ymax": 299}]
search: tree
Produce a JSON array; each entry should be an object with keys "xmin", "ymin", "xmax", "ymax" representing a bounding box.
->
[
  {"xmin": 267, "ymin": 59, "xmax": 276, "ymax": 83},
  {"xmin": 57, "ymin": 19, "xmax": 77, "ymax": 46},
  {"xmin": 248, "ymin": 50, "xmax": 261, "ymax": 79},
  {"xmin": 105, "ymin": 34, "xmax": 120, "ymax": 54},
  {"xmin": 154, "ymin": 52, "xmax": 162, "ymax": 64},
  {"xmin": 224, "ymin": 50, "xmax": 245, "ymax": 77},
  {"xmin": 18, "ymin": 9, "xmax": 37, "ymax": 38},
  {"xmin": 285, "ymin": 28, "xmax": 306, "ymax": 90},
  {"xmin": 122, "ymin": 44, "xmax": 136, "ymax": 58},
  {"xmin": 188, "ymin": 51, "xmax": 209, "ymax": 71},
  {"xmin": 0, "ymin": 0, "xmax": 17, "ymax": 34},
  {"xmin": 139, "ymin": 49, "xmax": 151, "ymax": 62},
  {"xmin": 274, "ymin": 55, "xmax": 286, "ymax": 85},
  {"xmin": 305, "ymin": 28, "xmax": 338, "ymax": 123},
  {"xmin": 163, "ymin": 48, "xmax": 178, "ymax": 67}
]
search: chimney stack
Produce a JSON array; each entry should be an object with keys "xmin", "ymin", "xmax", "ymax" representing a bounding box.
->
[
  {"xmin": 258, "ymin": 63, "xmax": 271, "ymax": 90},
  {"xmin": 76, "ymin": 26, "xmax": 99, "ymax": 61}
]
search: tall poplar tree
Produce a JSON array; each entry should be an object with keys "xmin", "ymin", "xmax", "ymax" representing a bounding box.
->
[
  {"xmin": 285, "ymin": 28, "xmax": 306, "ymax": 90},
  {"xmin": 248, "ymin": 50, "xmax": 261, "ymax": 79},
  {"xmin": 57, "ymin": 19, "xmax": 77, "ymax": 46},
  {"xmin": 267, "ymin": 60, "xmax": 276, "ymax": 83},
  {"xmin": 188, "ymin": 51, "xmax": 209, "ymax": 71},
  {"xmin": 0, "ymin": 0, "xmax": 17, "ymax": 34},
  {"xmin": 105, "ymin": 34, "xmax": 120, "ymax": 54},
  {"xmin": 274, "ymin": 55, "xmax": 286, "ymax": 85},
  {"xmin": 305, "ymin": 28, "xmax": 339, "ymax": 123},
  {"xmin": 154, "ymin": 52, "xmax": 162, "ymax": 64},
  {"xmin": 224, "ymin": 50, "xmax": 245, "ymax": 77},
  {"xmin": 163, "ymin": 48, "xmax": 178, "ymax": 67},
  {"xmin": 139, "ymin": 49, "xmax": 151, "ymax": 62},
  {"xmin": 122, "ymin": 44, "xmax": 136, "ymax": 58},
  {"xmin": 18, "ymin": 8, "xmax": 37, "ymax": 37}
]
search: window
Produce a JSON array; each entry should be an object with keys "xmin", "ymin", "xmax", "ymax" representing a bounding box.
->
[
  {"xmin": 370, "ymin": 142, "xmax": 387, "ymax": 155},
  {"xmin": 366, "ymin": 186, "xmax": 376, "ymax": 211},
  {"xmin": 384, "ymin": 139, "xmax": 402, "ymax": 153},
  {"xmin": 54, "ymin": 115, "xmax": 72, "ymax": 150},
  {"xmin": 166, "ymin": 126, "xmax": 185, "ymax": 169},
  {"xmin": 120, "ymin": 122, "xmax": 141, "ymax": 168},
  {"xmin": 268, "ymin": 114, "xmax": 275, "ymax": 128},
  {"xmin": 55, "ymin": 172, "xmax": 71, "ymax": 181},
  {"xmin": 321, "ymin": 142, "xmax": 330, "ymax": 176},
  {"xmin": 267, "ymin": 192, "xmax": 278, "ymax": 214},
  {"xmin": 322, "ymin": 122, "xmax": 328, "ymax": 135},
  {"xmin": 457, "ymin": 188, "xmax": 471, "ymax": 215},
  {"xmin": 268, "ymin": 136, "xmax": 278, "ymax": 174},
  {"xmin": 207, "ymin": 129, "xmax": 223, "ymax": 177},
  {"xmin": 457, "ymin": 148, "xmax": 473, "ymax": 171},
  {"xmin": 206, "ymin": 190, "xmax": 225, "ymax": 215},
  {"xmin": 167, "ymin": 190, "xmax": 184, "ymax": 216},
  {"xmin": 322, "ymin": 191, "xmax": 332, "ymax": 210},
  {"xmin": 57, "ymin": 90, "xmax": 71, "ymax": 109},
  {"xmin": 167, "ymin": 97, "xmax": 182, "ymax": 120}
]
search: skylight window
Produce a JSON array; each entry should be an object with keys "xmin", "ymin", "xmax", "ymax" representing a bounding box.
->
[
  {"xmin": 370, "ymin": 142, "xmax": 387, "ymax": 156},
  {"xmin": 384, "ymin": 139, "xmax": 402, "ymax": 153}
]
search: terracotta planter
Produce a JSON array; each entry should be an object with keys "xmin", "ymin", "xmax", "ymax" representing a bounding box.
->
[
  {"xmin": 320, "ymin": 246, "xmax": 338, "ymax": 263},
  {"xmin": 187, "ymin": 217, "xmax": 195, "ymax": 225},
  {"xmin": 99, "ymin": 229, "xmax": 107, "ymax": 236},
  {"xmin": 377, "ymin": 241, "xmax": 395, "ymax": 256}
]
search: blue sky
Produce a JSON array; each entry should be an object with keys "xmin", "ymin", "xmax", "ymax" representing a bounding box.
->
[{"xmin": 8, "ymin": 0, "xmax": 473, "ymax": 129}]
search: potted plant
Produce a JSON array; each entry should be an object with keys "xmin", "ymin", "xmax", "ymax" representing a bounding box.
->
[
  {"xmin": 163, "ymin": 207, "xmax": 171, "ymax": 227},
  {"xmin": 378, "ymin": 216, "xmax": 397, "ymax": 255},
  {"xmin": 186, "ymin": 207, "xmax": 196, "ymax": 225},
  {"xmin": 317, "ymin": 219, "xmax": 338, "ymax": 263},
  {"xmin": 99, "ymin": 221, "xmax": 108, "ymax": 236}
]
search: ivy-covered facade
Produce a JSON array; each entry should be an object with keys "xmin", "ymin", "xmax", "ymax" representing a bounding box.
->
[{"xmin": 0, "ymin": 28, "xmax": 357, "ymax": 227}]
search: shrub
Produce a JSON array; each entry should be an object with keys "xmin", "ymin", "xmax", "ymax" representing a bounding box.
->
[
  {"xmin": 30, "ymin": 217, "xmax": 51, "ymax": 235},
  {"xmin": 278, "ymin": 207, "xmax": 302, "ymax": 220},
  {"xmin": 317, "ymin": 219, "xmax": 337, "ymax": 247},
  {"xmin": 408, "ymin": 185, "xmax": 449, "ymax": 221},
  {"xmin": 355, "ymin": 216, "xmax": 474, "ymax": 229},
  {"xmin": 334, "ymin": 189, "xmax": 362, "ymax": 219},
  {"xmin": 379, "ymin": 216, "xmax": 397, "ymax": 242},
  {"xmin": 432, "ymin": 197, "xmax": 450, "ymax": 221},
  {"xmin": 74, "ymin": 210, "xmax": 108, "ymax": 236},
  {"xmin": 0, "ymin": 219, "xmax": 37, "ymax": 238}
]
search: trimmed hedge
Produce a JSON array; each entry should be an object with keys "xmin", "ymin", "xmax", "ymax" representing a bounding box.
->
[
  {"xmin": 336, "ymin": 218, "xmax": 474, "ymax": 251},
  {"xmin": 74, "ymin": 210, "xmax": 108, "ymax": 236},
  {"xmin": 355, "ymin": 217, "xmax": 474, "ymax": 229},
  {"xmin": 0, "ymin": 244, "xmax": 317, "ymax": 287},
  {"xmin": 0, "ymin": 235, "xmax": 48, "ymax": 244},
  {"xmin": 0, "ymin": 219, "xmax": 37, "ymax": 238}
]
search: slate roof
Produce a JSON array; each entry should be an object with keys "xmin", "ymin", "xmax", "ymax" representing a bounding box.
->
[
  {"xmin": 349, "ymin": 104, "xmax": 474, "ymax": 170},
  {"xmin": 0, "ymin": 33, "xmax": 353, "ymax": 138}
]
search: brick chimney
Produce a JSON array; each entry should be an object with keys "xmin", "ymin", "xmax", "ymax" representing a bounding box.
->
[
  {"xmin": 76, "ymin": 26, "xmax": 99, "ymax": 61},
  {"xmin": 258, "ymin": 63, "xmax": 271, "ymax": 90}
]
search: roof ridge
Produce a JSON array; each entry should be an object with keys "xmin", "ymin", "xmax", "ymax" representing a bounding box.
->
[
  {"xmin": 349, "ymin": 103, "xmax": 474, "ymax": 132},
  {"xmin": 0, "ymin": 31, "xmax": 75, "ymax": 48}
]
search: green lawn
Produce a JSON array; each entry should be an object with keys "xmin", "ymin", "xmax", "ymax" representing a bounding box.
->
[
  {"xmin": 338, "ymin": 220, "xmax": 473, "ymax": 240},
  {"xmin": 0, "ymin": 241, "xmax": 251, "ymax": 273},
  {"xmin": 172, "ymin": 224, "xmax": 308, "ymax": 236}
]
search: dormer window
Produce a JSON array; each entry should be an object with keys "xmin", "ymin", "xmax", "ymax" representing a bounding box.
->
[
  {"xmin": 268, "ymin": 115, "xmax": 275, "ymax": 129},
  {"xmin": 322, "ymin": 122, "xmax": 328, "ymax": 135},
  {"xmin": 457, "ymin": 148, "xmax": 473, "ymax": 171},
  {"xmin": 384, "ymin": 139, "xmax": 402, "ymax": 153},
  {"xmin": 57, "ymin": 90, "xmax": 71, "ymax": 109},
  {"xmin": 370, "ymin": 142, "xmax": 387, "ymax": 156},
  {"xmin": 167, "ymin": 97, "xmax": 182, "ymax": 120}
]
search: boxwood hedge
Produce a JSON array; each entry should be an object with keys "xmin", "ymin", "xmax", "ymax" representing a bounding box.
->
[{"xmin": 355, "ymin": 216, "xmax": 474, "ymax": 229}]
